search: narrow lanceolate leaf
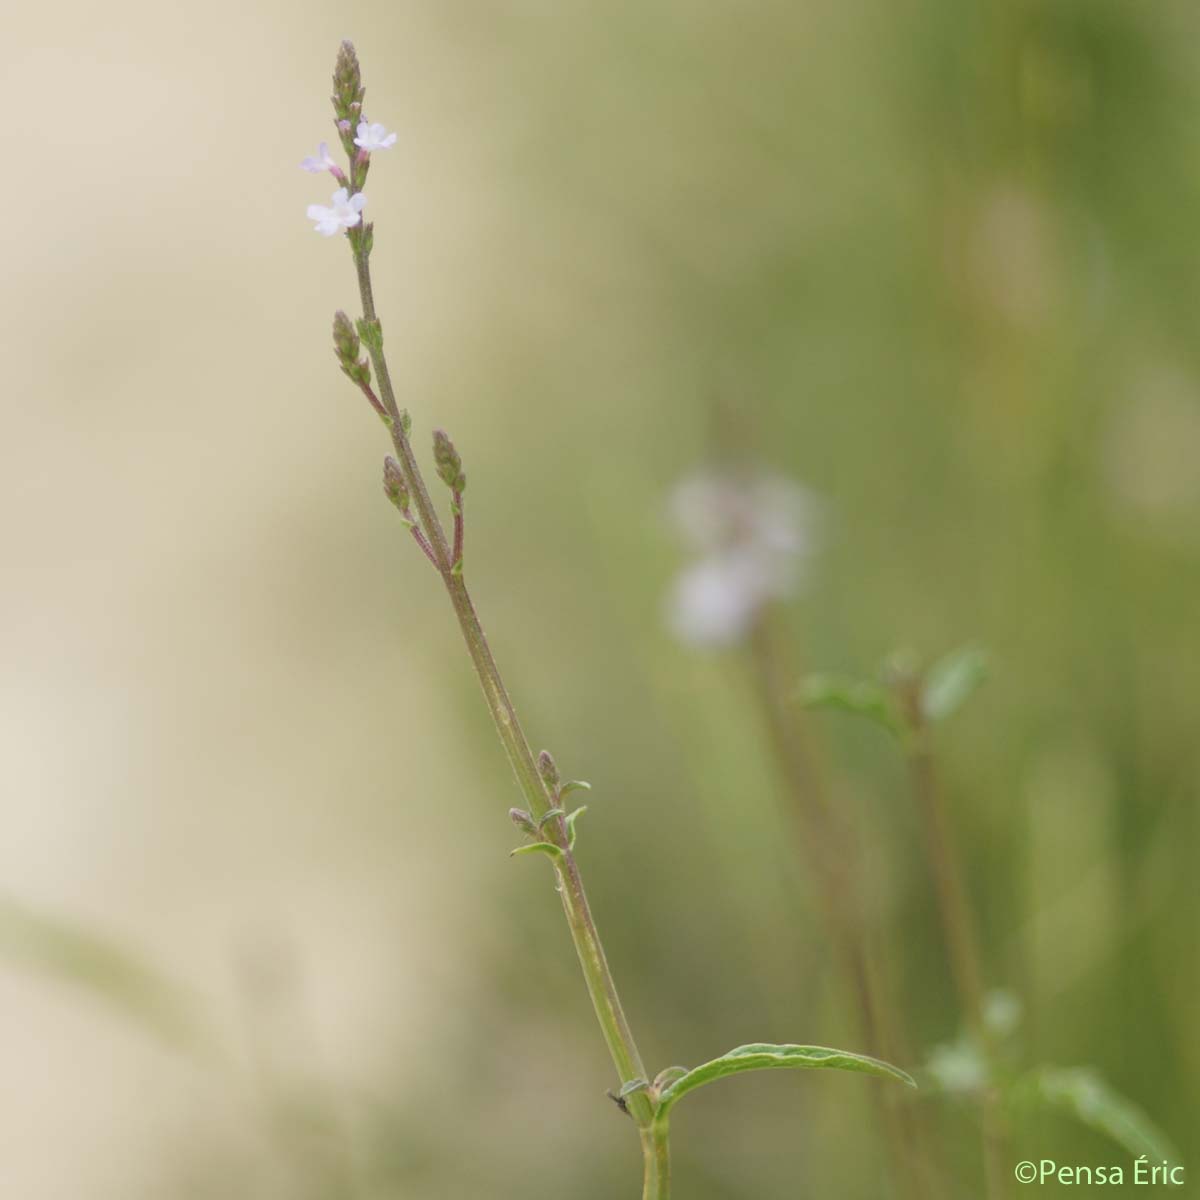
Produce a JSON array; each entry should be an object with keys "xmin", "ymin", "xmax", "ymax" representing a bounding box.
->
[
  {"xmin": 921, "ymin": 644, "xmax": 989, "ymax": 723},
  {"xmin": 655, "ymin": 1043, "xmax": 915, "ymax": 1118},
  {"xmin": 798, "ymin": 674, "xmax": 902, "ymax": 735},
  {"xmin": 1018, "ymin": 1067, "xmax": 1178, "ymax": 1166}
]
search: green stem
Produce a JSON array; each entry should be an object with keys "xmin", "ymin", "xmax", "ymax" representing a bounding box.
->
[
  {"xmin": 349, "ymin": 231, "xmax": 662, "ymax": 1159},
  {"xmin": 900, "ymin": 687, "xmax": 1008, "ymax": 1199},
  {"xmin": 641, "ymin": 1119, "xmax": 671, "ymax": 1200}
]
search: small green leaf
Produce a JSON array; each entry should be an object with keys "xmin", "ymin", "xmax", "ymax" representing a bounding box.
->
[
  {"xmin": 509, "ymin": 842, "xmax": 563, "ymax": 861},
  {"xmin": 655, "ymin": 1043, "xmax": 915, "ymax": 1118},
  {"xmin": 536, "ymin": 808, "xmax": 565, "ymax": 830},
  {"xmin": 565, "ymin": 806, "xmax": 588, "ymax": 850},
  {"xmin": 798, "ymin": 674, "xmax": 902, "ymax": 735},
  {"xmin": 619, "ymin": 1078, "xmax": 649, "ymax": 1098},
  {"xmin": 922, "ymin": 644, "xmax": 989, "ymax": 723},
  {"xmin": 1017, "ymin": 1067, "xmax": 1178, "ymax": 1166},
  {"xmin": 560, "ymin": 779, "xmax": 592, "ymax": 798}
]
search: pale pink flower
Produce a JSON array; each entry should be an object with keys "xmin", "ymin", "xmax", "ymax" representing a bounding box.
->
[
  {"xmin": 300, "ymin": 141, "xmax": 341, "ymax": 176},
  {"xmin": 306, "ymin": 188, "xmax": 367, "ymax": 237},
  {"xmin": 353, "ymin": 121, "xmax": 398, "ymax": 152}
]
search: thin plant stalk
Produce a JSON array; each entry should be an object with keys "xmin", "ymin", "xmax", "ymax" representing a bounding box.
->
[
  {"xmin": 346, "ymin": 193, "xmax": 665, "ymax": 1200},
  {"xmin": 748, "ymin": 615, "xmax": 939, "ymax": 1200},
  {"xmin": 896, "ymin": 680, "xmax": 1009, "ymax": 1200}
]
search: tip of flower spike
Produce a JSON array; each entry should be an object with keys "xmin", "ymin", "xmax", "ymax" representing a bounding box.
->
[{"xmin": 332, "ymin": 41, "xmax": 365, "ymax": 123}]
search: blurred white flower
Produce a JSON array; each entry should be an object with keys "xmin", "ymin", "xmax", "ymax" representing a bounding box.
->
[
  {"xmin": 300, "ymin": 141, "xmax": 340, "ymax": 175},
  {"xmin": 354, "ymin": 121, "xmax": 398, "ymax": 152},
  {"xmin": 306, "ymin": 188, "xmax": 366, "ymax": 237},
  {"xmin": 927, "ymin": 1039, "xmax": 987, "ymax": 1094},
  {"xmin": 665, "ymin": 471, "xmax": 822, "ymax": 648}
]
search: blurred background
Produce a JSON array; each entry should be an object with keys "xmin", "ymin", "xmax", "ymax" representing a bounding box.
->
[{"xmin": 1, "ymin": 0, "xmax": 1198, "ymax": 1195}]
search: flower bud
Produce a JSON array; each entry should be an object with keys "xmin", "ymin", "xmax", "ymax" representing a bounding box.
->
[
  {"xmin": 332, "ymin": 310, "xmax": 371, "ymax": 388},
  {"xmin": 509, "ymin": 808, "xmax": 538, "ymax": 837},
  {"xmin": 432, "ymin": 429, "xmax": 466, "ymax": 494},
  {"xmin": 537, "ymin": 750, "xmax": 560, "ymax": 792},
  {"xmin": 382, "ymin": 456, "xmax": 411, "ymax": 514}
]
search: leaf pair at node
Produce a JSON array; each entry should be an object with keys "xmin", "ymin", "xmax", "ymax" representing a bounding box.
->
[{"xmin": 800, "ymin": 642, "xmax": 990, "ymax": 735}]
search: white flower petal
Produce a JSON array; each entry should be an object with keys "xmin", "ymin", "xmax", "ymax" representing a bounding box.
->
[
  {"xmin": 667, "ymin": 556, "xmax": 763, "ymax": 647},
  {"xmin": 348, "ymin": 192, "xmax": 367, "ymax": 212},
  {"xmin": 330, "ymin": 187, "xmax": 349, "ymax": 205}
]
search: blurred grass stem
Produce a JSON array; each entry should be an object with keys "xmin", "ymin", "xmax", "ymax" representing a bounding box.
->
[
  {"xmin": 898, "ymin": 682, "xmax": 1009, "ymax": 1199},
  {"xmin": 748, "ymin": 614, "xmax": 937, "ymax": 1200}
]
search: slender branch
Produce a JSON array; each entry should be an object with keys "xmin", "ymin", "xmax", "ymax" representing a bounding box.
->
[
  {"xmin": 452, "ymin": 492, "xmax": 464, "ymax": 568},
  {"xmin": 747, "ymin": 614, "xmax": 939, "ymax": 1200},
  {"xmin": 349, "ymin": 230, "xmax": 658, "ymax": 1143},
  {"xmin": 898, "ymin": 682, "xmax": 1009, "ymax": 1200}
]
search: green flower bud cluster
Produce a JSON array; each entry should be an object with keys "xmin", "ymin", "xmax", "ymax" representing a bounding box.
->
[
  {"xmin": 432, "ymin": 429, "xmax": 466, "ymax": 494},
  {"xmin": 332, "ymin": 311, "xmax": 371, "ymax": 388}
]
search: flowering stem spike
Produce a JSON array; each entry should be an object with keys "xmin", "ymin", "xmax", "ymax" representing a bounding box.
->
[
  {"xmin": 311, "ymin": 40, "xmax": 659, "ymax": 1152},
  {"xmin": 301, "ymin": 42, "xmax": 924, "ymax": 1200},
  {"xmin": 331, "ymin": 40, "xmax": 364, "ymax": 153}
]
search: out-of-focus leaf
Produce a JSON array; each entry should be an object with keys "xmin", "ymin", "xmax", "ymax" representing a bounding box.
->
[
  {"xmin": 798, "ymin": 674, "xmax": 902, "ymax": 735},
  {"xmin": 921, "ymin": 645, "xmax": 989, "ymax": 722},
  {"xmin": 654, "ymin": 1043, "xmax": 915, "ymax": 1118},
  {"xmin": 983, "ymin": 989, "xmax": 1022, "ymax": 1040},
  {"xmin": 1018, "ymin": 1067, "xmax": 1178, "ymax": 1166},
  {"xmin": 0, "ymin": 894, "xmax": 206, "ymax": 1051}
]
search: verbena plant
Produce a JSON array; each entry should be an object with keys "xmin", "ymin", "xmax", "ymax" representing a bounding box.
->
[{"xmin": 300, "ymin": 41, "xmax": 914, "ymax": 1198}]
